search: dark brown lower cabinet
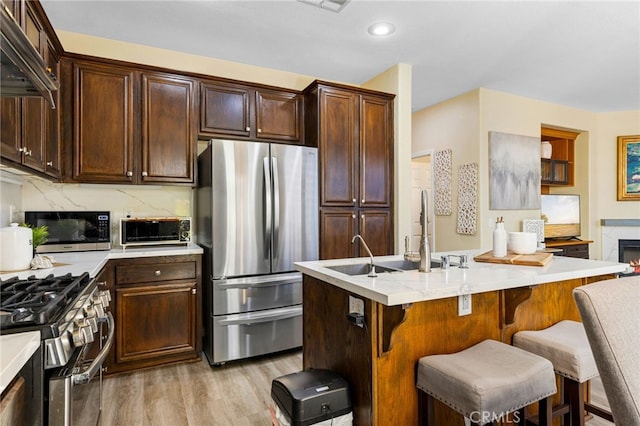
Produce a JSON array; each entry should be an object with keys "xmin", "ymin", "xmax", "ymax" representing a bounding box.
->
[
  {"xmin": 320, "ymin": 208, "xmax": 392, "ymax": 260},
  {"xmin": 104, "ymin": 255, "xmax": 202, "ymax": 375}
]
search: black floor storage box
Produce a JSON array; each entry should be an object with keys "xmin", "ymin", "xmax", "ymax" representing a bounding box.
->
[{"xmin": 271, "ymin": 369, "xmax": 351, "ymax": 426}]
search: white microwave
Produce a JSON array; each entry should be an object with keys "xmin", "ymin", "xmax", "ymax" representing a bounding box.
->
[{"xmin": 120, "ymin": 217, "xmax": 191, "ymax": 248}]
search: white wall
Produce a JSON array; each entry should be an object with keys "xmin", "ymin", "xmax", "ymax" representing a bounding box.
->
[
  {"xmin": 412, "ymin": 87, "xmax": 640, "ymax": 258},
  {"xmin": 412, "ymin": 90, "xmax": 480, "ymax": 251}
]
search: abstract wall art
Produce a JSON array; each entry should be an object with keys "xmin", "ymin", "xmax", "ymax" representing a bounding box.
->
[{"xmin": 489, "ymin": 131, "xmax": 541, "ymax": 210}]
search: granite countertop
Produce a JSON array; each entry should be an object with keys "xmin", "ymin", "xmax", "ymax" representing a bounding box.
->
[
  {"xmin": 295, "ymin": 249, "xmax": 627, "ymax": 306},
  {"xmin": 0, "ymin": 243, "xmax": 204, "ymax": 281}
]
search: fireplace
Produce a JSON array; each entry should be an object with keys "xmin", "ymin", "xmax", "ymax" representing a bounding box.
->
[{"xmin": 619, "ymin": 239, "xmax": 640, "ymax": 276}]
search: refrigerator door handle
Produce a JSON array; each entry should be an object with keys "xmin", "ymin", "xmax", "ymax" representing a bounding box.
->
[
  {"xmin": 263, "ymin": 156, "xmax": 272, "ymax": 260},
  {"xmin": 218, "ymin": 306, "xmax": 302, "ymax": 326},
  {"xmin": 272, "ymin": 156, "xmax": 280, "ymax": 259},
  {"xmin": 216, "ymin": 277, "xmax": 301, "ymax": 289}
]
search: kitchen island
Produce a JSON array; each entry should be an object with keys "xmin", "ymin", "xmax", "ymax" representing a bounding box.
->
[{"xmin": 295, "ymin": 251, "xmax": 627, "ymax": 426}]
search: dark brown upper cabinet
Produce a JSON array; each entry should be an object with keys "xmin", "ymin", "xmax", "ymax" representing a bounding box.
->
[
  {"xmin": 306, "ymin": 82, "xmax": 394, "ymax": 209},
  {"xmin": 66, "ymin": 58, "xmax": 196, "ymax": 185},
  {"xmin": 200, "ymin": 81, "xmax": 303, "ymax": 144},
  {"xmin": 0, "ymin": 0, "xmax": 61, "ymax": 178}
]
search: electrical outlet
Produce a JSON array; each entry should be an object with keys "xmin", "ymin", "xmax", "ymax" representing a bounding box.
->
[
  {"xmin": 349, "ymin": 295, "xmax": 364, "ymax": 316},
  {"xmin": 458, "ymin": 294, "xmax": 472, "ymax": 316}
]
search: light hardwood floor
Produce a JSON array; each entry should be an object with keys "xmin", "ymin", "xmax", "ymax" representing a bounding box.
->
[
  {"xmin": 100, "ymin": 350, "xmax": 614, "ymax": 425},
  {"xmin": 101, "ymin": 350, "xmax": 302, "ymax": 426}
]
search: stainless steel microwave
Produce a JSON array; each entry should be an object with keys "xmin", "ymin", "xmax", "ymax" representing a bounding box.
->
[
  {"xmin": 120, "ymin": 217, "xmax": 191, "ymax": 248},
  {"xmin": 24, "ymin": 211, "xmax": 111, "ymax": 253}
]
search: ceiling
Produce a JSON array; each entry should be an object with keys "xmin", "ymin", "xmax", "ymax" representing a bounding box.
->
[{"xmin": 40, "ymin": 0, "xmax": 640, "ymax": 113}]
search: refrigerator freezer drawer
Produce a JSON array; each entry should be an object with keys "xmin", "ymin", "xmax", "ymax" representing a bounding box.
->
[
  {"xmin": 210, "ymin": 305, "xmax": 302, "ymax": 364},
  {"xmin": 213, "ymin": 272, "xmax": 302, "ymax": 315}
]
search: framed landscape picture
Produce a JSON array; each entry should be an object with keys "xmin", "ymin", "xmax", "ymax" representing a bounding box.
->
[{"xmin": 618, "ymin": 135, "xmax": 640, "ymax": 201}]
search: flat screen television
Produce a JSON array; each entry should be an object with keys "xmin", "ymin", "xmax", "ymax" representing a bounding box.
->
[{"xmin": 541, "ymin": 194, "xmax": 581, "ymax": 239}]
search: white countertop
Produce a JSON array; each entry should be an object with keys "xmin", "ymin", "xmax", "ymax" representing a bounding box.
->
[
  {"xmin": 0, "ymin": 243, "xmax": 203, "ymax": 281},
  {"xmin": 0, "ymin": 331, "xmax": 40, "ymax": 394},
  {"xmin": 295, "ymin": 250, "xmax": 628, "ymax": 306}
]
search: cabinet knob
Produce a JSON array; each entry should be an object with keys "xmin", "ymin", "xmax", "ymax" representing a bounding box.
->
[
  {"xmin": 18, "ymin": 147, "xmax": 26, "ymax": 153},
  {"xmin": 245, "ymin": 127, "xmax": 251, "ymax": 132},
  {"xmin": 191, "ymin": 288, "xmax": 196, "ymax": 295},
  {"xmin": 46, "ymin": 161, "xmax": 53, "ymax": 167},
  {"xmin": 24, "ymin": 149, "xmax": 32, "ymax": 156},
  {"xmin": 126, "ymin": 171, "xmax": 133, "ymax": 177},
  {"xmin": 352, "ymin": 198, "xmax": 356, "ymax": 204},
  {"xmin": 141, "ymin": 171, "xmax": 148, "ymax": 177},
  {"xmin": 154, "ymin": 270, "xmax": 161, "ymax": 276},
  {"xmin": 352, "ymin": 214, "xmax": 356, "ymax": 219},
  {"xmin": 361, "ymin": 199, "xmax": 365, "ymax": 204},
  {"xmin": 257, "ymin": 128, "xmax": 262, "ymax": 133}
]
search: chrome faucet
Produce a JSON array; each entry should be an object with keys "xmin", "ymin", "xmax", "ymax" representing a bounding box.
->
[
  {"xmin": 405, "ymin": 190, "xmax": 432, "ymax": 272},
  {"xmin": 351, "ymin": 234, "xmax": 377, "ymax": 277},
  {"xmin": 440, "ymin": 254, "xmax": 469, "ymax": 269}
]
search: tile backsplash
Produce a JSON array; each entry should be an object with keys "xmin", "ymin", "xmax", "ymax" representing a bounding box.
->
[{"xmin": 4, "ymin": 171, "xmax": 194, "ymax": 248}]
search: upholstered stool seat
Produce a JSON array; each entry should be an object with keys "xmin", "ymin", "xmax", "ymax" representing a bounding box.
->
[
  {"xmin": 416, "ymin": 339, "xmax": 556, "ymax": 425},
  {"xmin": 513, "ymin": 320, "xmax": 613, "ymax": 425}
]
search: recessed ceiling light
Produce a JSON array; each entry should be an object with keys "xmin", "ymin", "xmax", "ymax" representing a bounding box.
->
[{"xmin": 368, "ymin": 22, "xmax": 396, "ymax": 37}]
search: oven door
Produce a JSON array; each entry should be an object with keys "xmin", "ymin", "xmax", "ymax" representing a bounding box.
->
[{"xmin": 48, "ymin": 312, "xmax": 114, "ymax": 426}]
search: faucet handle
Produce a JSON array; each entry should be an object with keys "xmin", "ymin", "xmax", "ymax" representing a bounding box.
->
[
  {"xmin": 441, "ymin": 255, "xmax": 451, "ymax": 270},
  {"xmin": 459, "ymin": 255, "xmax": 469, "ymax": 269}
]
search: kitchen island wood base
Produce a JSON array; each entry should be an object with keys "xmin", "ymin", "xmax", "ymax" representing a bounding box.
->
[{"xmin": 302, "ymin": 273, "xmax": 615, "ymax": 426}]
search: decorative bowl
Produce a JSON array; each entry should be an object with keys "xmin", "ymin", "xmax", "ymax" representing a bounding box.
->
[{"xmin": 508, "ymin": 232, "xmax": 537, "ymax": 254}]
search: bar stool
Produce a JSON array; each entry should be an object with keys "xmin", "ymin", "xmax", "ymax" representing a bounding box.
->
[
  {"xmin": 416, "ymin": 339, "xmax": 556, "ymax": 426},
  {"xmin": 513, "ymin": 320, "xmax": 614, "ymax": 426}
]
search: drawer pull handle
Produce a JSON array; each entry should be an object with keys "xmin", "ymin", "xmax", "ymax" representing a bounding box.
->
[{"xmin": 154, "ymin": 270, "xmax": 161, "ymax": 276}]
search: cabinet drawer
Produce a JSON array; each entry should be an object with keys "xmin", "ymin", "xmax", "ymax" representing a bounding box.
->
[
  {"xmin": 116, "ymin": 261, "xmax": 196, "ymax": 284},
  {"xmin": 563, "ymin": 244, "xmax": 588, "ymax": 259}
]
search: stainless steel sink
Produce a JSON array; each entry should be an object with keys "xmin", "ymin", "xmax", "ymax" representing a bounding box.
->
[
  {"xmin": 374, "ymin": 259, "xmax": 442, "ymax": 271},
  {"xmin": 325, "ymin": 263, "xmax": 399, "ymax": 276},
  {"xmin": 325, "ymin": 259, "xmax": 442, "ymax": 276}
]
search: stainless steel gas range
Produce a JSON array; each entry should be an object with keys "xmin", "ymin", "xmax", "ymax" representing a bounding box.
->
[{"xmin": 0, "ymin": 272, "xmax": 113, "ymax": 425}]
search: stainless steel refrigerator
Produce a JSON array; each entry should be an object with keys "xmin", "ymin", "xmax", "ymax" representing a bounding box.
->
[{"xmin": 197, "ymin": 139, "xmax": 318, "ymax": 365}]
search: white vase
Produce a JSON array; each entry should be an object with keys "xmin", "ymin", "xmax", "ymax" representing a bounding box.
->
[{"xmin": 541, "ymin": 141, "xmax": 552, "ymax": 159}]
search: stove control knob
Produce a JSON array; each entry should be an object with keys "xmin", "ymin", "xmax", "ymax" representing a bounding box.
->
[
  {"xmin": 85, "ymin": 315, "xmax": 98, "ymax": 333},
  {"xmin": 94, "ymin": 290, "xmax": 111, "ymax": 307},
  {"xmin": 86, "ymin": 302, "xmax": 106, "ymax": 321},
  {"xmin": 72, "ymin": 319, "xmax": 95, "ymax": 346}
]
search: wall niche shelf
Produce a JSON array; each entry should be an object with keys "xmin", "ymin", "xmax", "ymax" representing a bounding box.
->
[{"xmin": 540, "ymin": 127, "xmax": 578, "ymax": 189}]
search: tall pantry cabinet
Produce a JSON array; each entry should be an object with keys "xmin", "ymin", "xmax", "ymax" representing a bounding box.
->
[{"xmin": 304, "ymin": 81, "xmax": 394, "ymax": 260}]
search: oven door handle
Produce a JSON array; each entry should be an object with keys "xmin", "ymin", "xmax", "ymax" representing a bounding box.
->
[{"xmin": 72, "ymin": 312, "xmax": 114, "ymax": 385}]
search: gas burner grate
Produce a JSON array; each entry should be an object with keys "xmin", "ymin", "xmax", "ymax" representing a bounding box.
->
[{"xmin": 0, "ymin": 272, "xmax": 91, "ymax": 327}]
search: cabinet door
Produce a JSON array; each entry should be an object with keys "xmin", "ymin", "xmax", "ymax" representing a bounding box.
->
[
  {"xmin": 200, "ymin": 82, "xmax": 250, "ymax": 138},
  {"xmin": 0, "ymin": 99, "xmax": 21, "ymax": 163},
  {"xmin": 73, "ymin": 62, "xmax": 135, "ymax": 183},
  {"xmin": 115, "ymin": 282, "xmax": 198, "ymax": 363},
  {"xmin": 319, "ymin": 87, "xmax": 358, "ymax": 206},
  {"xmin": 21, "ymin": 97, "xmax": 46, "ymax": 172},
  {"xmin": 44, "ymin": 39, "xmax": 60, "ymax": 178},
  {"xmin": 359, "ymin": 95, "xmax": 392, "ymax": 208},
  {"xmin": 255, "ymin": 89, "xmax": 302, "ymax": 143},
  {"xmin": 359, "ymin": 210, "xmax": 392, "ymax": 256},
  {"xmin": 141, "ymin": 72, "xmax": 195, "ymax": 184},
  {"xmin": 320, "ymin": 208, "xmax": 357, "ymax": 260}
]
